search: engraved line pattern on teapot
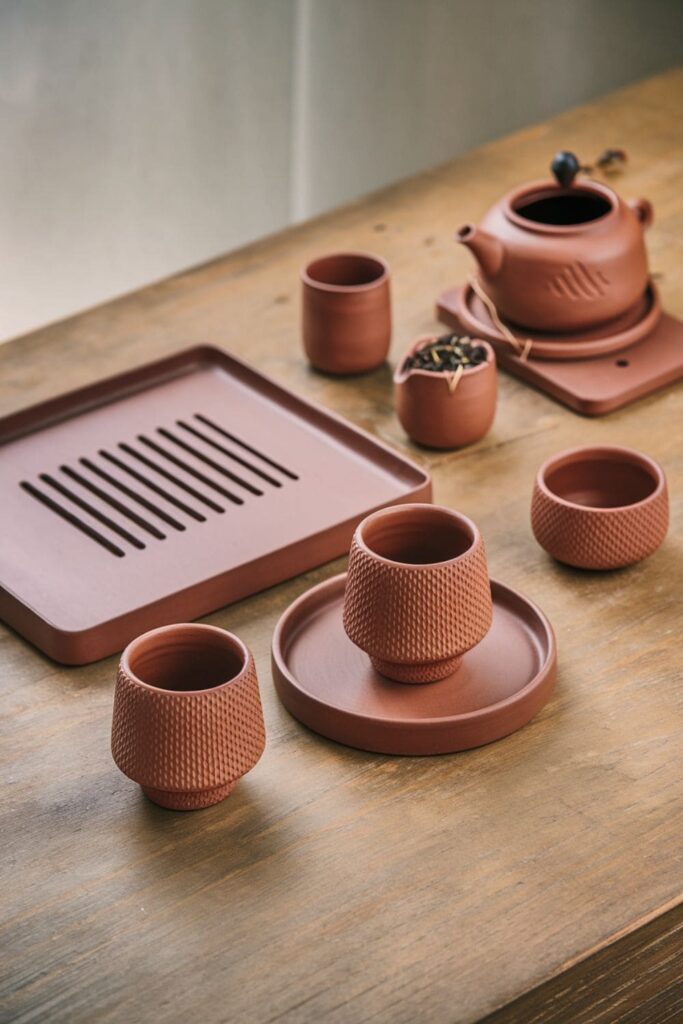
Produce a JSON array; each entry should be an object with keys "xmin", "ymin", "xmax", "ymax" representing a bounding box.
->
[{"xmin": 547, "ymin": 262, "xmax": 610, "ymax": 301}]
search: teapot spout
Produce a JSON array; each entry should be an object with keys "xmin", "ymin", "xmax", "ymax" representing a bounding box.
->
[{"xmin": 456, "ymin": 224, "xmax": 504, "ymax": 278}]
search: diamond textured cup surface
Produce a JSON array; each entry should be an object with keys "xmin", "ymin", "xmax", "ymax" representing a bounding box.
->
[
  {"xmin": 112, "ymin": 640, "xmax": 265, "ymax": 795},
  {"xmin": 531, "ymin": 447, "xmax": 668, "ymax": 570},
  {"xmin": 531, "ymin": 481, "xmax": 669, "ymax": 570},
  {"xmin": 343, "ymin": 508, "xmax": 492, "ymax": 667}
]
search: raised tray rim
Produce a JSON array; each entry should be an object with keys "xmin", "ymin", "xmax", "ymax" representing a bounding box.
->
[
  {"xmin": 271, "ymin": 572, "xmax": 557, "ymax": 754},
  {"xmin": 0, "ymin": 346, "xmax": 431, "ymax": 663}
]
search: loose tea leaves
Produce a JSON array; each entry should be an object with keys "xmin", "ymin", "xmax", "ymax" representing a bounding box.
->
[
  {"xmin": 594, "ymin": 148, "xmax": 628, "ymax": 174},
  {"xmin": 405, "ymin": 335, "xmax": 488, "ymax": 374}
]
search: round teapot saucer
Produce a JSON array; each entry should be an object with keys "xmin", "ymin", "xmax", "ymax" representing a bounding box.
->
[
  {"xmin": 456, "ymin": 281, "xmax": 660, "ymax": 361},
  {"xmin": 271, "ymin": 573, "xmax": 556, "ymax": 755}
]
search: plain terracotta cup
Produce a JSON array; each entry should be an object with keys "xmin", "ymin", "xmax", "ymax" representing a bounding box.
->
[
  {"xmin": 394, "ymin": 336, "xmax": 497, "ymax": 448},
  {"xmin": 343, "ymin": 503, "xmax": 493, "ymax": 683},
  {"xmin": 531, "ymin": 445, "xmax": 668, "ymax": 570},
  {"xmin": 301, "ymin": 252, "xmax": 391, "ymax": 374},
  {"xmin": 111, "ymin": 624, "xmax": 266, "ymax": 810}
]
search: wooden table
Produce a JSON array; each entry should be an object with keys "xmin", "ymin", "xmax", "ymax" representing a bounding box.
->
[{"xmin": 2, "ymin": 70, "xmax": 682, "ymax": 1023}]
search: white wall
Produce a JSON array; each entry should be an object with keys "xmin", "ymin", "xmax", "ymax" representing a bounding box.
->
[
  {"xmin": 0, "ymin": 0, "xmax": 680, "ymax": 342},
  {"xmin": 295, "ymin": 0, "xmax": 682, "ymax": 217},
  {"xmin": 0, "ymin": 0, "xmax": 296, "ymax": 341}
]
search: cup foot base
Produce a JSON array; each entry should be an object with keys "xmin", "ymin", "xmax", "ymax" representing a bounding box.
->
[
  {"xmin": 370, "ymin": 654, "xmax": 463, "ymax": 684},
  {"xmin": 141, "ymin": 780, "xmax": 236, "ymax": 810}
]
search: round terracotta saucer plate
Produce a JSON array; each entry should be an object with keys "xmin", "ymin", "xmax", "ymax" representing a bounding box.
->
[
  {"xmin": 271, "ymin": 573, "xmax": 557, "ymax": 755},
  {"xmin": 456, "ymin": 280, "xmax": 660, "ymax": 361}
]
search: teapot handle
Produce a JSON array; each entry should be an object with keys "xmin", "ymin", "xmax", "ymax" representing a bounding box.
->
[{"xmin": 629, "ymin": 198, "xmax": 654, "ymax": 230}]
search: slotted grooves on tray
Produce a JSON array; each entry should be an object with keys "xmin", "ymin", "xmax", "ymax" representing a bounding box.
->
[{"xmin": 20, "ymin": 413, "xmax": 298, "ymax": 557}]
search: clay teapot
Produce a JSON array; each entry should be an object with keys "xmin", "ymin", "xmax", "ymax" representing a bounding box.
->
[{"xmin": 457, "ymin": 152, "xmax": 653, "ymax": 332}]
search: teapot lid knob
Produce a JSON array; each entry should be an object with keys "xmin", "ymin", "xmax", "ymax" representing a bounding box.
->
[{"xmin": 551, "ymin": 151, "xmax": 580, "ymax": 188}]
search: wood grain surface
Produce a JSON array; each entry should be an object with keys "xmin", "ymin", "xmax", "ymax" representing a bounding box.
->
[
  {"xmin": 482, "ymin": 902, "xmax": 683, "ymax": 1024},
  {"xmin": 1, "ymin": 69, "xmax": 682, "ymax": 1024}
]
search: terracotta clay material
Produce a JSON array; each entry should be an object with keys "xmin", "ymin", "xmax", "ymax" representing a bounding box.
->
[
  {"xmin": 457, "ymin": 176, "xmax": 653, "ymax": 332},
  {"xmin": 446, "ymin": 280, "xmax": 661, "ymax": 362},
  {"xmin": 436, "ymin": 287, "xmax": 683, "ymax": 416},
  {"xmin": 112, "ymin": 624, "xmax": 265, "ymax": 809},
  {"xmin": 531, "ymin": 446, "xmax": 668, "ymax": 570},
  {"xmin": 343, "ymin": 504, "xmax": 492, "ymax": 683},
  {"xmin": 301, "ymin": 252, "xmax": 391, "ymax": 374},
  {"xmin": 0, "ymin": 345, "xmax": 430, "ymax": 664},
  {"xmin": 394, "ymin": 336, "xmax": 496, "ymax": 448},
  {"xmin": 272, "ymin": 574, "xmax": 556, "ymax": 755}
]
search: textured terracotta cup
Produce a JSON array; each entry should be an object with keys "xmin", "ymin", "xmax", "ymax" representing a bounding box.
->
[
  {"xmin": 343, "ymin": 503, "xmax": 492, "ymax": 683},
  {"xmin": 394, "ymin": 336, "xmax": 496, "ymax": 448},
  {"xmin": 111, "ymin": 624, "xmax": 265, "ymax": 809},
  {"xmin": 531, "ymin": 445, "xmax": 668, "ymax": 570},
  {"xmin": 301, "ymin": 252, "xmax": 391, "ymax": 374},
  {"xmin": 457, "ymin": 171, "xmax": 653, "ymax": 332}
]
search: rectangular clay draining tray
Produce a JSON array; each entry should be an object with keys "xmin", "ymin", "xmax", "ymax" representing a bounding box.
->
[{"xmin": 0, "ymin": 346, "xmax": 431, "ymax": 664}]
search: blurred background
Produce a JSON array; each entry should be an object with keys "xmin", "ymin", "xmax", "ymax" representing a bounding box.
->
[{"xmin": 1, "ymin": 0, "xmax": 681, "ymax": 343}]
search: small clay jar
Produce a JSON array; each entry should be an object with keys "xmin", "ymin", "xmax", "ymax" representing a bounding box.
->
[
  {"xmin": 343, "ymin": 503, "xmax": 492, "ymax": 683},
  {"xmin": 301, "ymin": 252, "xmax": 391, "ymax": 374},
  {"xmin": 111, "ymin": 624, "xmax": 265, "ymax": 809},
  {"xmin": 394, "ymin": 336, "xmax": 496, "ymax": 448},
  {"xmin": 531, "ymin": 445, "xmax": 668, "ymax": 570}
]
